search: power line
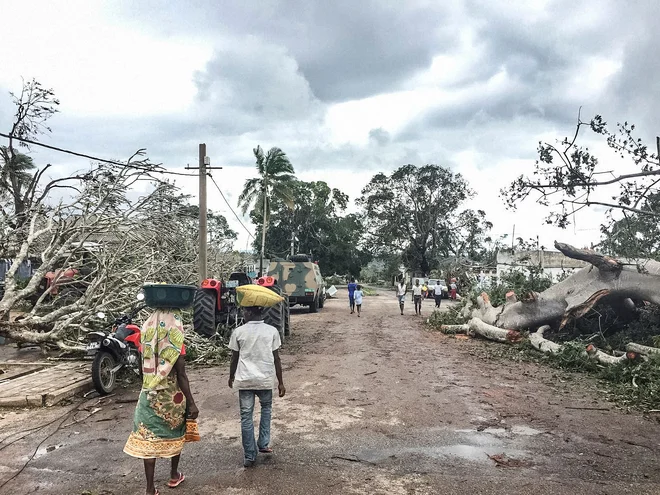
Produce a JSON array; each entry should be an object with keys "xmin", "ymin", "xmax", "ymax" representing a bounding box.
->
[
  {"xmin": 207, "ymin": 173, "xmax": 255, "ymax": 239},
  {"xmin": 0, "ymin": 132, "xmax": 198, "ymax": 178}
]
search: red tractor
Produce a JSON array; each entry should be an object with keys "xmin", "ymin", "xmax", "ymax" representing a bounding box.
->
[{"xmin": 192, "ymin": 273, "xmax": 290, "ymax": 342}]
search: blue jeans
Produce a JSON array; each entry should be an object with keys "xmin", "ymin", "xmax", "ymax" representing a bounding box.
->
[{"xmin": 239, "ymin": 389, "xmax": 273, "ymax": 462}]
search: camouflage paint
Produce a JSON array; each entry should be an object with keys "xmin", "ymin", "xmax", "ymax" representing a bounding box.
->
[{"xmin": 267, "ymin": 260, "xmax": 323, "ymax": 301}]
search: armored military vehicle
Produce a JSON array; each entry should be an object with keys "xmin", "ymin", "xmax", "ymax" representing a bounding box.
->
[{"xmin": 267, "ymin": 254, "xmax": 325, "ymax": 313}]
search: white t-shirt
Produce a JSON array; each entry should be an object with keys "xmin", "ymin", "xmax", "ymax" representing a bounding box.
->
[
  {"xmin": 412, "ymin": 285, "xmax": 422, "ymax": 296},
  {"xmin": 354, "ymin": 289, "xmax": 364, "ymax": 305},
  {"xmin": 434, "ymin": 284, "xmax": 443, "ymax": 295},
  {"xmin": 229, "ymin": 320, "xmax": 281, "ymax": 390},
  {"xmin": 396, "ymin": 284, "xmax": 406, "ymax": 296}
]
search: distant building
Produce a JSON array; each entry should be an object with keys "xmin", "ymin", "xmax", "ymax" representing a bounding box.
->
[{"xmin": 495, "ymin": 248, "xmax": 588, "ymax": 282}]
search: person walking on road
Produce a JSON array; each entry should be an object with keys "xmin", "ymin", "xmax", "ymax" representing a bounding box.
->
[
  {"xmin": 354, "ymin": 284, "xmax": 364, "ymax": 317},
  {"xmin": 396, "ymin": 280, "xmax": 407, "ymax": 315},
  {"xmin": 347, "ymin": 277, "xmax": 358, "ymax": 314},
  {"xmin": 228, "ymin": 306, "xmax": 286, "ymax": 468},
  {"xmin": 412, "ymin": 279, "xmax": 423, "ymax": 315},
  {"xmin": 450, "ymin": 278, "xmax": 458, "ymax": 300},
  {"xmin": 433, "ymin": 281, "xmax": 443, "ymax": 308},
  {"xmin": 123, "ymin": 310, "xmax": 199, "ymax": 495}
]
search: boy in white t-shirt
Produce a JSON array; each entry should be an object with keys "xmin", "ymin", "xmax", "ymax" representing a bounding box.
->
[
  {"xmin": 354, "ymin": 285, "xmax": 364, "ymax": 317},
  {"xmin": 228, "ymin": 306, "xmax": 286, "ymax": 467}
]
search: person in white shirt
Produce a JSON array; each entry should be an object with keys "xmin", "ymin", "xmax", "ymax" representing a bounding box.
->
[
  {"xmin": 433, "ymin": 282, "xmax": 443, "ymax": 308},
  {"xmin": 354, "ymin": 285, "xmax": 364, "ymax": 317},
  {"xmin": 412, "ymin": 279, "xmax": 423, "ymax": 315},
  {"xmin": 396, "ymin": 280, "xmax": 407, "ymax": 315},
  {"xmin": 228, "ymin": 306, "xmax": 286, "ymax": 467}
]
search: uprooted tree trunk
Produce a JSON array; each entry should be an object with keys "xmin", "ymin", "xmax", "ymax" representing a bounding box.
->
[
  {"xmin": 450, "ymin": 242, "xmax": 660, "ymax": 364},
  {"xmin": 470, "ymin": 242, "xmax": 660, "ymax": 331}
]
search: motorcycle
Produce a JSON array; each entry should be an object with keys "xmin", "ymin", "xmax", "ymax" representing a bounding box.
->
[{"xmin": 87, "ymin": 294, "xmax": 146, "ymax": 394}]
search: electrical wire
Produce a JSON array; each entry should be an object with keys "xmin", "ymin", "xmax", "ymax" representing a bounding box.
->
[
  {"xmin": 0, "ymin": 132, "xmax": 198, "ymax": 178},
  {"xmin": 1, "ymin": 131, "xmax": 255, "ymax": 238},
  {"xmin": 207, "ymin": 173, "xmax": 255, "ymax": 239}
]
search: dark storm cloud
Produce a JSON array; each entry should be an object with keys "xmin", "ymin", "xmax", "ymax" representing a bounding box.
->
[{"xmin": 111, "ymin": 0, "xmax": 457, "ymax": 102}]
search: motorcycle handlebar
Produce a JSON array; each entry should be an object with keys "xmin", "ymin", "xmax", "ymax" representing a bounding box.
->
[{"xmin": 113, "ymin": 303, "xmax": 147, "ymax": 325}]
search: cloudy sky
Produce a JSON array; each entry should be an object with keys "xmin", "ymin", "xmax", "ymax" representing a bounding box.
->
[{"xmin": 0, "ymin": 0, "xmax": 657, "ymax": 253}]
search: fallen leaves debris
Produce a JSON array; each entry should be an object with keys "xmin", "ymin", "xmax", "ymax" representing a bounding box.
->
[{"xmin": 487, "ymin": 453, "xmax": 530, "ymax": 468}]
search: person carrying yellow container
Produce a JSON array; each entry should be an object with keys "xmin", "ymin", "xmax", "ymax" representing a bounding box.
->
[{"xmin": 229, "ymin": 285, "xmax": 286, "ymax": 467}]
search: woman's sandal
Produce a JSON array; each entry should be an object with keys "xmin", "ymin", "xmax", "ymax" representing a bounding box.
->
[
  {"xmin": 167, "ymin": 473, "xmax": 185, "ymax": 488},
  {"xmin": 259, "ymin": 447, "xmax": 273, "ymax": 454}
]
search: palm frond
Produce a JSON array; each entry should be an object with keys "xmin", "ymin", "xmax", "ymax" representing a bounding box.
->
[{"xmin": 238, "ymin": 177, "xmax": 261, "ymax": 215}]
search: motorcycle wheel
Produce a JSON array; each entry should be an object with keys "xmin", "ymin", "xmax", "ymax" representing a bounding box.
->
[{"xmin": 92, "ymin": 351, "xmax": 117, "ymax": 395}]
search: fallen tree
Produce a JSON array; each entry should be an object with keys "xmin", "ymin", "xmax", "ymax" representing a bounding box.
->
[
  {"xmin": 434, "ymin": 241, "xmax": 660, "ymax": 365},
  {"xmin": 0, "ymin": 79, "xmax": 240, "ymax": 349},
  {"xmin": 469, "ymin": 242, "xmax": 660, "ymax": 331}
]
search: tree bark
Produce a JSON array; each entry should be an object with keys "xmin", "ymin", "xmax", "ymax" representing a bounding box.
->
[
  {"xmin": 470, "ymin": 241, "xmax": 660, "ymax": 331},
  {"xmin": 529, "ymin": 325, "xmax": 562, "ymax": 354}
]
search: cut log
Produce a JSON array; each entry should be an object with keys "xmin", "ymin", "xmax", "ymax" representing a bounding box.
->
[
  {"xmin": 440, "ymin": 324, "xmax": 470, "ymax": 335},
  {"xmin": 468, "ymin": 318, "xmax": 522, "ymax": 343},
  {"xmin": 529, "ymin": 325, "xmax": 562, "ymax": 354},
  {"xmin": 585, "ymin": 344, "xmax": 629, "ymax": 365},
  {"xmin": 626, "ymin": 343, "xmax": 660, "ymax": 356}
]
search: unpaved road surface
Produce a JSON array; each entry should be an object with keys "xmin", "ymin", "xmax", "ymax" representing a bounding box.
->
[{"xmin": 1, "ymin": 289, "xmax": 660, "ymax": 494}]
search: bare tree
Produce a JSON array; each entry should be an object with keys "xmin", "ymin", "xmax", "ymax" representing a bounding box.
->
[
  {"xmin": 0, "ymin": 80, "xmax": 239, "ymax": 349},
  {"xmin": 502, "ymin": 114, "xmax": 660, "ymax": 228}
]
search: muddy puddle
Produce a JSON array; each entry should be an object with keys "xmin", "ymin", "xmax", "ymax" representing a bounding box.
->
[{"xmin": 356, "ymin": 425, "xmax": 541, "ymax": 464}]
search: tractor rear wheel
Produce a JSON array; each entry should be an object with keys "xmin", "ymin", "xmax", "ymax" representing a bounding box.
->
[
  {"xmin": 284, "ymin": 298, "xmax": 291, "ymax": 336},
  {"xmin": 264, "ymin": 302, "xmax": 285, "ymax": 344},
  {"xmin": 193, "ymin": 289, "xmax": 217, "ymax": 337}
]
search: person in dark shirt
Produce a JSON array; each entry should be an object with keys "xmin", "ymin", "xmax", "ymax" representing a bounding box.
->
[{"xmin": 347, "ymin": 277, "xmax": 358, "ymax": 314}]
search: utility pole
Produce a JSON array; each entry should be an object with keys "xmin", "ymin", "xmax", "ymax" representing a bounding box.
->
[
  {"xmin": 199, "ymin": 144, "xmax": 207, "ymax": 281},
  {"xmin": 186, "ymin": 144, "xmax": 221, "ymax": 283},
  {"xmin": 290, "ymin": 230, "xmax": 295, "ymax": 257}
]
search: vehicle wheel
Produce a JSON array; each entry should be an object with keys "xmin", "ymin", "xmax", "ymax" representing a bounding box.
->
[
  {"xmin": 284, "ymin": 301, "xmax": 291, "ymax": 336},
  {"xmin": 264, "ymin": 302, "xmax": 285, "ymax": 343},
  {"xmin": 318, "ymin": 292, "xmax": 325, "ymax": 309},
  {"xmin": 193, "ymin": 289, "xmax": 217, "ymax": 337},
  {"xmin": 92, "ymin": 351, "xmax": 117, "ymax": 395},
  {"xmin": 309, "ymin": 296, "xmax": 319, "ymax": 313}
]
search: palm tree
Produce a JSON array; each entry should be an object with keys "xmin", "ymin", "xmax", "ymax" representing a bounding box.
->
[
  {"xmin": 0, "ymin": 147, "xmax": 36, "ymax": 216},
  {"xmin": 238, "ymin": 146, "xmax": 295, "ymax": 274}
]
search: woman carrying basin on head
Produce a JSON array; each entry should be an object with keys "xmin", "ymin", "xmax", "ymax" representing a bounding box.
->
[{"xmin": 123, "ymin": 309, "xmax": 199, "ymax": 495}]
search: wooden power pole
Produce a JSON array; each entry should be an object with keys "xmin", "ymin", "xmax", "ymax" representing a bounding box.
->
[{"xmin": 186, "ymin": 143, "xmax": 221, "ymax": 282}]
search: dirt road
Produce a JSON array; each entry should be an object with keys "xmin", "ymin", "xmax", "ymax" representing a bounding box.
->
[{"xmin": 1, "ymin": 289, "xmax": 660, "ymax": 494}]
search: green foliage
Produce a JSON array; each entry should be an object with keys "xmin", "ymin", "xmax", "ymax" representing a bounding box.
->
[
  {"xmin": 255, "ymin": 180, "xmax": 371, "ymax": 276},
  {"xmin": 357, "ymin": 164, "xmax": 491, "ymax": 275},
  {"xmin": 360, "ymin": 255, "xmax": 402, "ymax": 284},
  {"xmin": 426, "ymin": 303, "xmax": 469, "ymax": 330},
  {"xmin": 480, "ymin": 337, "xmax": 660, "ymax": 410},
  {"xmin": 362, "ymin": 286, "xmax": 377, "ymax": 296},
  {"xmin": 600, "ymin": 192, "xmax": 660, "ymax": 261},
  {"xmin": 600, "ymin": 355, "xmax": 660, "ymax": 410},
  {"xmin": 238, "ymin": 145, "xmax": 296, "ymax": 218},
  {"xmin": 503, "ymin": 116, "xmax": 659, "ymax": 237},
  {"xmin": 324, "ymin": 274, "xmax": 344, "ymax": 286},
  {"xmin": 474, "ymin": 266, "xmax": 553, "ymax": 308}
]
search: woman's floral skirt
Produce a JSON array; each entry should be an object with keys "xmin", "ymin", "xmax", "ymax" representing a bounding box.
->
[{"xmin": 123, "ymin": 377, "xmax": 187, "ymax": 459}]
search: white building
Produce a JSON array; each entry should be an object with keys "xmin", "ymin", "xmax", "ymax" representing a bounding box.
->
[{"xmin": 495, "ymin": 249, "xmax": 588, "ymax": 282}]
